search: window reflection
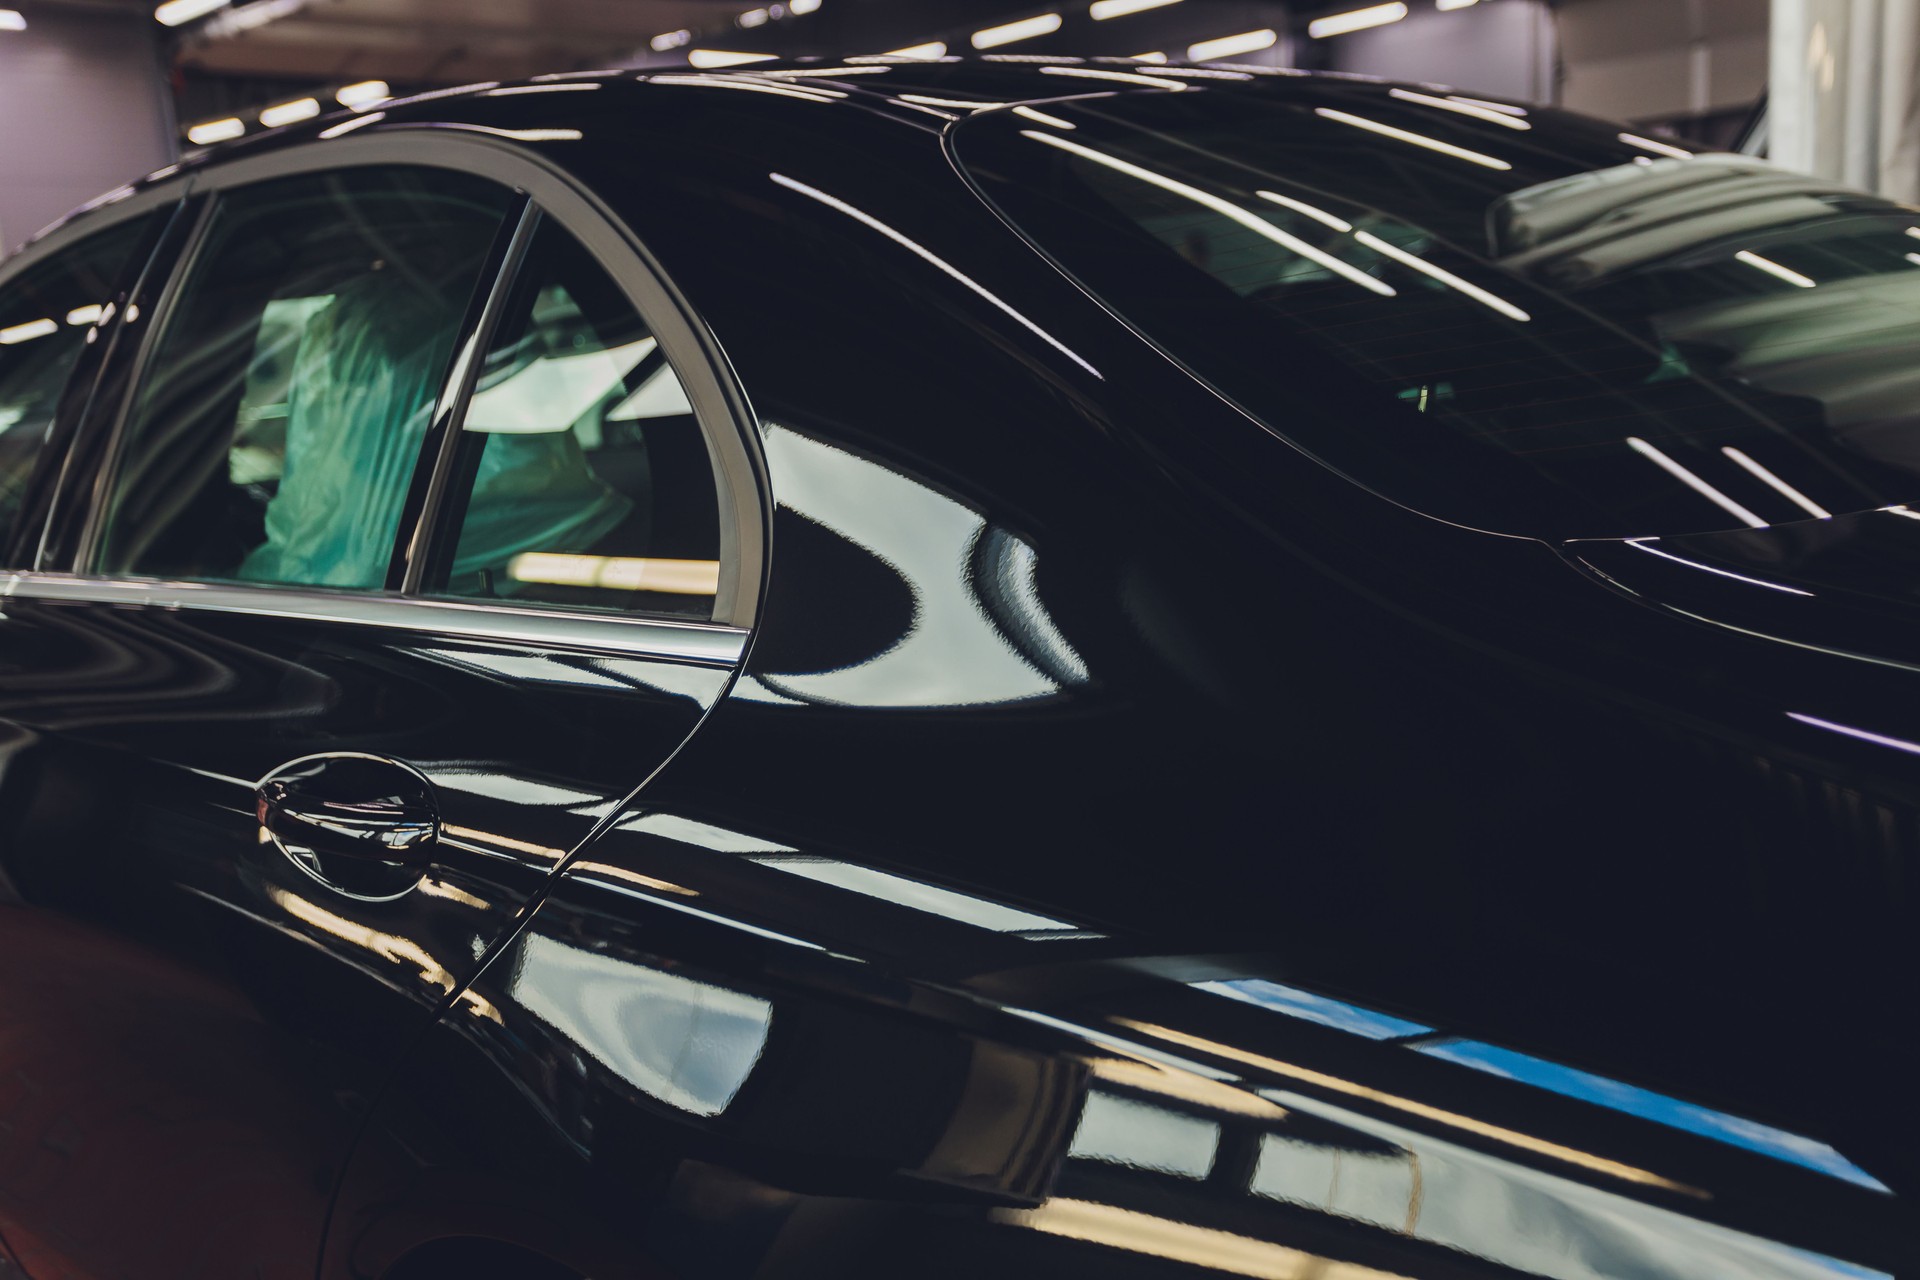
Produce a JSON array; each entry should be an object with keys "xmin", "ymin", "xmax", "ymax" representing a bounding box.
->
[{"xmin": 1070, "ymin": 1089, "xmax": 1219, "ymax": 1177}]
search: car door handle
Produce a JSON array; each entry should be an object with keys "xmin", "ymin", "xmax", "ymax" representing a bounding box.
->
[{"xmin": 256, "ymin": 754, "xmax": 440, "ymax": 866}]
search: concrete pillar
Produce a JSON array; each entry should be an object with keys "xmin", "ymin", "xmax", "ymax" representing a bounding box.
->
[
  {"xmin": 1771, "ymin": 0, "xmax": 1920, "ymax": 202},
  {"xmin": 0, "ymin": 4, "xmax": 177, "ymax": 254}
]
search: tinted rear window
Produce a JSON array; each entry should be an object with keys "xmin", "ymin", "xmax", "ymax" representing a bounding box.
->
[{"xmin": 954, "ymin": 85, "xmax": 1920, "ymax": 539}]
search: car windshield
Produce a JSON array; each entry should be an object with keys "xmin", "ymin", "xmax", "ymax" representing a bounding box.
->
[{"xmin": 953, "ymin": 84, "xmax": 1920, "ymax": 540}]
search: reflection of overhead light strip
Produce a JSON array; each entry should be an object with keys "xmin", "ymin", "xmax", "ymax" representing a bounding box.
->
[
  {"xmin": 748, "ymin": 854, "xmax": 1080, "ymax": 931},
  {"xmin": 972, "ymin": 13, "xmax": 1062, "ymax": 48},
  {"xmin": 1624, "ymin": 437, "xmax": 1769, "ymax": 529},
  {"xmin": 651, "ymin": 74, "xmax": 842, "ymax": 101},
  {"xmin": 1883, "ymin": 504, "xmax": 1920, "ymax": 520},
  {"xmin": 269, "ymin": 887, "xmax": 456, "ymax": 992},
  {"xmin": 1132, "ymin": 50, "xmax": 1169, "ymax": 61},
  {"xmin": 1091, "ymin": 1058, "xmax": 1290, "ymax": 1121},
  {"xmin": 999, "ymin": 1199, "xmax": 1410, "ymax": 1280},
  {"xmin": 1448, "ymin": 94, "xmax": 1526, "ymax": 116},
  {"xmin": 0, "ymin": 318, "xmax": 56, "ymax": 345},
  {"xmin": 484, "ymin": 83, "xmax": 603, "ymax": 96},
  {"xmin": 1906, "ymin": 226, "xmax": 1920, "ymax": 240},
  {"xmin": 1619, "ymin": 130, "xmax": 1692, "ymax": 159},
  {"xmin": 1389, "ymin": 87, "xmax": 1530, "ymax": 129},
  {"xmin": 1256, "ymin": 190, "xmax": 1350, "ymax": 230},
  {"xmin": 1039, "ymin": 65, "xmax": 1184, "ymax": 88},
  {"xmin": 65, "ymin": 305, "xmax": 103, "ymax": 327},
  {"xmin": 318, "ymin": 111, "xmax": 384, "ymax": 138},
  {"xmin": 1027, "ymin": 131, "xmax": 1395, "ymax": 297},
  {"xmin": 900, "ymin": 93, "xmax": 1010, "ymax": 108},
  {"xmin": 437, "ymin": 125, "xmax": 584, "ymax": 141},
  {"xmin": 1437, "ymin": 0, "xmax": 1479, "ymax": 9},
  {"xmin": 1315, "ymin": 108, "xmax": 1510, "ymax": 169},
  {"xmin": 762, "ymin": 65, "xmax": 894, "ymax": 75},
  {"xmin": 650, "ymin": 28, "xmax": 692, "ymax": 50},
  {"xmin": 1905, "ymin": 252, "xmax": 1920, "ymax": 267},
  {"xmin": 1013, "ymin": 105, "xmax": 1076, "ymax": 129},
  {"xmin": 1787, "ymin": 712, "xmax": 1920, "ymax": 756},
  {"xmin": 687, "ymin": 49, "xmax": 777, "ymax": 67},
  {"xmin": 336, "ymin": 79, "xmax": 390, "ymax": 107},
  {"xmin": 0, "ymin": 9, "xmax": 24, "ymax": 28},
  {"xmin": 1307, "ymin": 2, "xmax": 1406, "ymax": 38},
  {"xmin": 1354, "ymin": 230, "xmax": 1530, "ymax": 320},
  {"xmin": 1735, "ymin": 249, "xmax": 1815, "ymax": 288},
  {"xmin": 258, "ymin": 97, "xmax": 320, "ymax": 127},
  {"xmin": 1144, "ymin": 66, "xmax": 1252, "ymax": 79},
  {"xmin": 566, "ymin": 859, "xmax": 699, "ymax": 896},
  {"xmin": 883, "ymin": 41, "xmax": 947, "ymax": 57},
  {"xmin": 1623, "ymin": 539, "xmax": 1813, "ymax": 595},
  {"xmin": 155, "ymin": 0, "xmax": 227, "ymax": 26},
  {"xmin": 738, "ymin": 7, "xmax": 771, "ymax": 27},
  {"xmin": 771, "ymin": 172, "xmax": 1102, "ymax": 378},
  {"xmin": 1720, "ymin": 447, "xmax": 1832, "ymax": 519},
  {"xmin": 1091, "ymin": 0, "xmax": 1181, "ymax": 17},
  {"xmin": 1187, "ymin": 29, "xmax": 1276, "ymax": 60},
  {"xmin": 508, "ymin": 552, "xmax": 721, "ymax": 595},
  {"xmin": 186, "ymin": 116, "xmax": 246, "ymax": 145},
  {"xmin": 1113, "ymin": 1019, "xmax": 1704, "ymax": 1195}
]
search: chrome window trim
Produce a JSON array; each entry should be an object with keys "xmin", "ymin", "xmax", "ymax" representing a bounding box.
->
[
  {"xmin": 1, "ymin": 573, "xmax": 748, "ymax": 667},
  {"xmin": 44, "ymin": 129, "xmax": 766, "ymax": 633}
]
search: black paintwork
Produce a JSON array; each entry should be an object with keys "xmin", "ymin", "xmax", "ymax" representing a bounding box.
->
[{"xmin": 0, "ymin": 61, "xmax": 1914, "ymax": 1279}]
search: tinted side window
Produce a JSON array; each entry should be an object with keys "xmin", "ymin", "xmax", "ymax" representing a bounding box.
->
[
  {"xmin": 97, "ymin": 168, "xmax": 514, "ymax": 589},
  {"xmin": 425, "ymin": 218, "xmax": 722, "ymax": 620},
  {"xmin": 0, "ymin": 217, "xmax": 158, "ymax": 559}
]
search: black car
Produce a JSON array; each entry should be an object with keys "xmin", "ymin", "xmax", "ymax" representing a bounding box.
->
[{"xmin": 0, "ymin": 56, "xmax": 1911, "ymax": 1280}]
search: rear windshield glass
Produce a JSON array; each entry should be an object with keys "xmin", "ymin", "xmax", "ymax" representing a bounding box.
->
[{"xmin": 953, "ymin": 84, "xmax": 1920, "ymax": 540}]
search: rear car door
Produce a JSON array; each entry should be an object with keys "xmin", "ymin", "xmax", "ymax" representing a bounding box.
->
[{"xmin": 0, "ymin": 137, "xmax": 759, "ymax": 1279}]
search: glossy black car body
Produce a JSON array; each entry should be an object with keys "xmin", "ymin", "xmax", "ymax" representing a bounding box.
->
[{"xmin": 0, "ymin": 59, "xmax": 1913, "ymax": 1280}]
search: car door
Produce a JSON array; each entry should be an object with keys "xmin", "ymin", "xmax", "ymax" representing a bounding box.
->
[{"xmin": 0, "ymin": 137, "xmax": 760, "ymax": 1280}]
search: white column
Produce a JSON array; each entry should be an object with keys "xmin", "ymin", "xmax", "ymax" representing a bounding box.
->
[{"xmin": 1771, "ymin": 0, "xmax": 1920, "ymax": 202}]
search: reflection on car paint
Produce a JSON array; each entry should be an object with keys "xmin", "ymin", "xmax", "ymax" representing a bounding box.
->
[{"xmin": 746, "ymin": 854, "xmax": 1083, "ymax": 933}]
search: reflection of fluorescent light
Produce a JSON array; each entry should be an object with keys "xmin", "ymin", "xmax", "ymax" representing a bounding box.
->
[
  {"xmin": 1317, "ymin": 108, "xmax": 1511, "ymax": 169},
  {"xmin": 1307, "ymin": 2, "xmax": 1407, "ymax": 38},
  {"xmin": 1389, "ymin": 87, "xmax": 1530, "ymax": 129},
  {"xmin": 440, "ymin": 125, "xmax": 584, "ymax": 141},
  {"xmin": 771, "ymin": 171, "xmax": 1102, "ymax": 378},
  {"xmin": 1132, "ymin": 50, "xmax": 1168, "ymax": 61},
  {"xmin": 1091, "ymin": 0, "xmax": 1180, "ymax": 17},
  {"xmin": 1735, "ymin": 249, "xmax": 1815, "ymax": 288},
  {"xmin": 1014, "ymin": 105, "xmax": 1076, "ymax": 129},
  {"xmin": 1027, "ymin": 130, "xmax": 1395, "ymax": 297},
  {"xmin": 509, "ymin": 552, "xmax": 721, "ymax": 595},
  {"xmin": 1619, "ymin": 130, "xmax": 1692, "ymax": 159},
  {"xmin": 1625, "ymin": 437, "xmax": 1768, "ymax": 528},
  {"xmin": 1907, "ymin": 252, "xmax": 1920, "ymax": 266},
  {"xmin": 259, "ymin": 97, "xmax": 320, "ymax": 127},
  {"xmin": 1721, "ymin": 447, "xmax": 1832, "ymax": 519},
  {"xmin": 972, "ymin": 13, "xmax": 1061, "ymax": 48},
  {"xmin": 1256, "ymin": 190, "xmax": 1350, "ymax": 231},
  {"xmin": 886, "ymin": 41, "xmax": 947, "ymax": 57},
  {"xmin": 155, "ymin": 0, "xmax": 227, "ymax": 25},
  {"xmin": 738, "ymin": 6, "xmax": 770, "ymax": 26},
  {"xmin": 1001, "ymin": 1199, "xmax": 1412, "ymax": 1280},
  {"xmin": 687, "ymin": 49, "xmax": 776, "ymax": 67},
  {"xmin": 65, "ymin": 305, "xmax": 103, "ymax": 327},
  {"xmin": 1091, "ymin": 1058, "xmax": 1290, "ymax": 1121},
  {"xmin": 187, "ymin": 116, "xmax": 246, "ymax": 145},
  {"xmin": 1437, "ymin": 0, "xmax": 1478, "ymax": 8},
  {"xmin": 483, "ymin": 83, "xmax": 601, "ymax": 96},
  {"xmin": 0, "ymin": 9, "xmax": 25, "ymax": 29},
  {"xmin": 1906, "ymin": 227, "xmax": 1920, "ymax": 240},
  {"xmin": 0, "ymin": 319, "xmax": 56, "ymax": 346},
  {"xmin": 1039, "ymin": 65, "xmax": 1184, "ymax": 88},
  {"xmin": 791, "ymin": 0, "xmax": 821, "ymax": 12},
  {"xmin": 1354, "ymin": 230, "xmax": 1531, "ymax": 321},
  {"xmin": 336, "ymin": 79, "xmax": 389, "ymax": 107},
  {"xmin": 901, "ymin": 94, "xmax": 1008, "ymax": 109},
  {"xmin": 1187, "ymin": 29, "xmax": 1276, "ymax": 60},
  {"xmin": 1787, "ymin": 712, "xmax": 1920, "ymax": 756},
  {"xmin": 1449, "ymin": 94, "xmax": 1526, "ymax": 115},
  {"xmin": 319, "ymin": 111, "xmax": 384, "ymax": 138},
  {"xmin": 1624, "ymin": 539, "xmax": 1812, "ymax": 595},
  {"xmin": 750, "ymin": 854, "xmax": 1080, "ymax": 931},
  {"xmin": 650, "ymin": 28, "xmax": 691, "ymax": 50},
  {"xmin": 652, "ymin": 74, "xmax": 841, "ymax": 101}
]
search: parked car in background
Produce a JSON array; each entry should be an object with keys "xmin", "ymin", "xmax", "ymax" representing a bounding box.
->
[{"xmin": 0, "ymin": 57, "xmax": 1912, "ymax": 1279}]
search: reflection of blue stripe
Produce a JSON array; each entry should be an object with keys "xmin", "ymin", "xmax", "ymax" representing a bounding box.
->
[
  {"xmin": 1198, "ymin": 978, "xmax": 1432, "ymax": 1040},
  {"xmin": 1415, "ymin": 1040, "xmax": 1890, "ymax": 1194}
]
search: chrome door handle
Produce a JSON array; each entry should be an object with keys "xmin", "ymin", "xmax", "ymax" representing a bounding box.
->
[{"xmin": 256, "ymin": 754, "xmax": 440, "ymax": 868}]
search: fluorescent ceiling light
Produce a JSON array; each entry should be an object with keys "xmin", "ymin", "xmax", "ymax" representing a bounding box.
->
[
  {"xmin": 1132, "ymin": 50, "xmax": 1169, "ymax": 61},
  {"xmin": 687, "ymin": 49, "xmax": 777, "ymax": 67},
  {"xmin": 972, "ymin": 13, "xmax": 1061, "ymax": 49},
  {"xmin": 790, "ymin": 0, "xmax": 821, "ymax": 11},
  {"xmin": 650, "ymin": 29, "xmax": 692, "ymax": 50},
  {"xmin": 65, "ymin": 305, "xmax": 104, "ymax": 327},
  {"xmin": 336, "ymin": 79, "xmax": 389, "ymax": 108},
  {"xmin": 186, "ymin": 116, "xmax": 246, "ymax": 145},
  {"xmin": 1187, "ymin": 28, "xmax": 1275, "ymax": 60},
  {"xmin": 886, "ymin": 41, "xmax": 947, "ymax": 57},
  {"xmin": 1090, "ymin": 0, "xmax": 1180, "ymax": 18},
  {"xmin": 1307, "ymin": 2, "xmax": 1406, "ymax": 38},
  {"xmin": 1316, "ymin": 107, "xmax": 1511, "ymax": 169},
  {"xmin": 1389, "ymin": 88, "xmax": 1529, "ymax": 128},
  {"xmin": 0, "ymin": 9, "xmax": 25, "ymax": 29},
  {"xmin": 1618, "ymin": 131, "xmax": 1692, "ymax": 159},
  {"xmin": 1437, "ymin": 0, "xmax": 1478, "ymax": 8},
  {"xmin": 259, "ymin": 97, "xmax": 320, "ymax": 127},
  {"xmin": 738, "ymin": 7, "xmax": 770, "ymax": 27},
  {"xmin": 0, "ymin": 318, "xmax": 56, "ymax": 345},
  {"xmin": 155, "ymin": 0, "xmax": 228, "ymax": 26},
  {"xmin": 1735, "ymin": 249, "xmax": 1815, "ymax": 288}
]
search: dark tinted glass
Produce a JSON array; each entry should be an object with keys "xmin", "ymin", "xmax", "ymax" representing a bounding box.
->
[
  {"xmin": 425, "ymin": 218, "xmax": 722, "ymax": 620},
  {"xmin": 956, "ymin": 88, "xmax": 1920, "ymax": 538},
  {"xmin": 0, "ymin": 216, "xmax": 157, "ymax": 557},
  {"xmin": 98, "ymin": 168, "xmax": 513, "ymax": 587}
]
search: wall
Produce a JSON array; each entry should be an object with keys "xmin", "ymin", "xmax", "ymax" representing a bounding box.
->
[
  {"xmin": 0, "ymin": 5, "xmax": 176, "ymax": 254},
  {"xmin": 1318, "ymin": 0, "xmax": 1554, "ymax": 103},
  {"xmin": 1556, "ymin": 0, "xmax": 1767, "ymax": 127}
]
